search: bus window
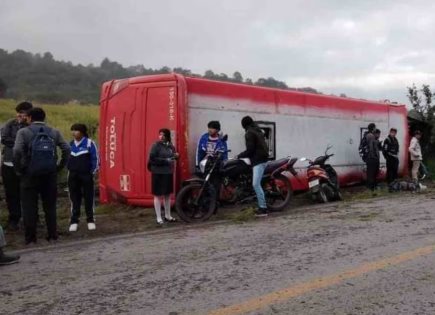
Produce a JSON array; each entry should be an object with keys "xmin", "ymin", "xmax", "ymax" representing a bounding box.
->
[{"xmin": 256, "ymin": 121, "xmax": 276, "ymax": 160}]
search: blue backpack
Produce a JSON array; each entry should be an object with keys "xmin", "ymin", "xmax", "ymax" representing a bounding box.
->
[{"xmin": 27, "ymin": 126, "xmax": 57, "ymax": 176}]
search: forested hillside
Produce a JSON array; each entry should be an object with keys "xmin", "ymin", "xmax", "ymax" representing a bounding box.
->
[{"xmin": 0, "ymin": 49, "xmax": 321, "ymax": 104}]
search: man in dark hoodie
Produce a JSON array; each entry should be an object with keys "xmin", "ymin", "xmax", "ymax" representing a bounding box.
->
[
  {"xmin": 237, "ymin": 116, "xmax": 269, "ymax": 216},
  {"xmin": 382, "ymin": 128, "xmax": 400, "ymax": 187},
  {"xmin": 366, "ymin": 128, "xmax": 381, "ymax": 194},
  {"xmin": 1, "ymin": 101, "xmax": 33, "ymax": 230}
]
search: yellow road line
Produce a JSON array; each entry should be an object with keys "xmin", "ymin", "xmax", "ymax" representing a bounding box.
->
[{"xmin": 208, "ymin": 244, "xmax": 435, "ymax": 315}]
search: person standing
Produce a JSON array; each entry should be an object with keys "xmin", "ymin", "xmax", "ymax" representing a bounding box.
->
[
  {"xmin": 196, "ymin": 121, "xmax": 228, "ymax": 167},
  {"xmin": 148, "ymin": 129, "xmax": 179, "ymax": 225},
  {"xmin": 196, "ymin": 121, "xmax": 228, "ymax": 200},
  {"xmin": 67, "ymin": 124, "xmax": 99, "ymax": 232},
  {"xmin": 13, "ymin": 107, "xmax": 70, "ymax": 244},
  {"xmin": 382, "ymin": 128, "xmax": 400, "ymax": 187},
  {"xmin": 1, "ymin": 101, "xmax": 33, "ymax": 230},
  {"xmin": 366, "ymin": 129, "xmax": 381, "ymax": 194},
  {"xmin": 0, "ymin": 224, "xmax": 20, "ymax": 265},
  {"xmin": 409, "ymin": 130, "xmax": 423, "ymax": 182},
  {"xmin": 359, "ymin": 123, "xmax": 376, "ymax": 163},
  {"xmin": 236, "ymin": 116, "xmax": 269, "ymax": 217}
]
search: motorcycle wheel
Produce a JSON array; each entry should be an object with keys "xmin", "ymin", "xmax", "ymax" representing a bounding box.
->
[
  {"xmin": 318, "ymin": 188, "xmax": 328, "ymax": 203},
  {"xmin": 263, "ymin": 174, "xmax": 293, "ymax": 211},
  {"xmin": 335, "ymin": 190, "xmax": 343, "ymax": 201},
  {"xmin": 175, "ymin": 183, "xmax": 216, "ymax": 223}
]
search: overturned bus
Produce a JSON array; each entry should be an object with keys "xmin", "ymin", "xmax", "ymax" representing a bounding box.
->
[{"xmin": 99, "ymin": 74, "xmax": 408, "ymax": 206}]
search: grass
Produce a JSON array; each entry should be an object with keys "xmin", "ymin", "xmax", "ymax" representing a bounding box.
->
[{"xmin": 0, "ymin": 99, "xmax": 100, "ymax": 141}]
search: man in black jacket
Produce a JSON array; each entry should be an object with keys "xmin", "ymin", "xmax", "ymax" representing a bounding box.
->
[
  {"xmin": 13, "ymin": 108, "xmax": 70, "ymax": 244},
  {"xmin": 382, "ymin": 128, "xmax": 400, "ymax": 187},
  {"xmin": 237, "ymin": 116, "xmax": 269, "ymax": 216},
  {"xmin": 1, "ymin": 101, "xmax": 33, "ymax": 230},
  {"xmin": 366, "ymin": 129, "xmax": 381, "ymax": 194}
]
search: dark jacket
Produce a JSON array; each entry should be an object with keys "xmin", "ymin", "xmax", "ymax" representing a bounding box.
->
[
  {"xmin": 1, "ymin": 118, "xmax": 28, "ymax": 164},
  {"xmin": 366, "ymin": 133, "xmax": 380, "ymax": 161},
  {"xmin": 67, "ymin": 137, "xmax": 99, "ymax": 174},
  {"xmin": 238, "ymin": 124, "xmax": 269, "ymax": 166},
  {"xmin": 382, "ymin": 135, "xmax": 399, "ymax": 160},
  {"xmin": 12, "ymin": 122, "xmax": 70, "ymax": 176},
  {"xmin": 149, "ymin": 141, "xmax": 176, "ymax": 174}
]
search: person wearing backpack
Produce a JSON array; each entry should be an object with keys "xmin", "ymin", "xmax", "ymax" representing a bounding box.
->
[
  {"xmin": 67, "ymin": 124, "xmax": 99, "ymax": 232},
  {"xmin": 359, "ymin": 123, "xmax": 376, "ymax": 163},
  {"xmin": 13, "ymin": 108, "xmax": 70, "ymax": 245}
]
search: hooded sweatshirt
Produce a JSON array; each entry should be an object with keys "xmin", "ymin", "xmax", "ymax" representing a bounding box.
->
[{"xmin": 238, "ymin": 124, "xmax": 269, "ymax": 166}]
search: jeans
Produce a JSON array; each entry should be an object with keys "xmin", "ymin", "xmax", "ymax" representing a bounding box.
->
[
  {"xmin": 0, "ymin": 225, "xmax": 6, "ymax": 248},
  {"xmin": 253, "ymin": 162, "xmax": 267, "ymax": 209}
]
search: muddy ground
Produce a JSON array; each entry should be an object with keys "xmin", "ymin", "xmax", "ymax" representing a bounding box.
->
[
  {"xmin": 0, "ymin": 183, "xmax": 374, "ymax": 250},
  {"xmin": 1, "ymin": 184, "xmax": 435, "ymax": 314}
]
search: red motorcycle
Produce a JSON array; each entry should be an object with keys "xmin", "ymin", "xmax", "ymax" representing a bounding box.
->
[{"xmin": 300, "ymin": 145, "xmax": 343, "ymax": 203}]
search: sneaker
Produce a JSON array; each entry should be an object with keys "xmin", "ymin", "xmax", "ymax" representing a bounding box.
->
[
  {"xmin": 419, "ymin": 183, "xmax": 428, "ymax": 190},
  {"xmin": 69, "ymin": 223, "xmax": 78, "ymax": 232},
  {"xmin": 254, "ymin": 208, "xmax": 269, "ymax": 217},
  {"xmin": 87, "ymin": 222, "xmax": 96, "ymax": 231},
  {"xmin": 0, "ymin": 252, "xmax": 20, "ymax": 265}
]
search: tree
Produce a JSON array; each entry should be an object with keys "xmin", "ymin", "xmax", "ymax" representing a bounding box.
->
[
  {"xmin": 0, "ymin": 78, "xmax": 7, "ymax": 98},
  {"xmin": 407, "ymin": 84, "xmax": 435, "ymax": 157},
  {"xmin": 0, "ymin": 48, "xmax": 325, "ymax": 104},
  {"xmin": 233, "ymin": 71, "xmax": 243, "ymax": 82}
]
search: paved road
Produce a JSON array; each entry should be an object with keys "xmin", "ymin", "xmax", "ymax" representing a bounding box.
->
[{"xmin": 1, "ymin": 193, "xmax": 435, "ymax": 315}]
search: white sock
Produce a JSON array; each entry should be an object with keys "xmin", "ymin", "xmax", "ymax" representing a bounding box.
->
[
  {"xmin": 164, "ymin": 195, "xmax": 172, "ymax": 219},
  {"xmin": 154, "ymin": 196, "xmax": 163, "ymax": 222}
]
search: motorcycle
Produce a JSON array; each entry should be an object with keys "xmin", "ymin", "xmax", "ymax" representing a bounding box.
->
[
  {"xmin": 176, "ymin": 142, "xmax": 299, "ymax": 222},
  {"xmin": 300, "ymin": 145, "xmax": 343, "ymax": 203}
]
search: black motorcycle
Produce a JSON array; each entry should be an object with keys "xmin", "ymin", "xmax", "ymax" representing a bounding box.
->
[
  {"xmin": 176, "ymin": 148, "xmax": 299, "ymax": 223},
  {"xmin": 300, "ymin": 145, "xmax": 343, "ymax": 203}
]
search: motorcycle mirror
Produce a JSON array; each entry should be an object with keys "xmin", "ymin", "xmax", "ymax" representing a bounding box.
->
[
  {"xmin": 300, "ymin": 157, "xmax": 307, "ymax": 162},
  {"xmin": 222, "ymin": 134, "xmax": 228, "ymax": 141},
  {"xmin": 325, "ymin": 144, "xmax": 333, "ymax": 155}
]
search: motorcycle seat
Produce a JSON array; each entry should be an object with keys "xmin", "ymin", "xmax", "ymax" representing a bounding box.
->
[{"xmin": 265, "ymin": 158, "xmax": 288, "ymax": 173}]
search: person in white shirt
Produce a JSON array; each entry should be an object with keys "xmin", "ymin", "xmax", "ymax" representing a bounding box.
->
[{"xmin": 409, "ymin": 130, "xmax": 423, "ymax": 181}]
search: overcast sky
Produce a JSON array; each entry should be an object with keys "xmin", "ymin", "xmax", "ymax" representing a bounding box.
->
[{"xmin": 1, "ymin": 0, "xmax": 435, "ymax": 104}]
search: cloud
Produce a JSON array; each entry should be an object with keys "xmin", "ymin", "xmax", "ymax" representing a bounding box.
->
[{"xmin": 0, "ymin": 0, "xmax": 434, "ymax": 105}]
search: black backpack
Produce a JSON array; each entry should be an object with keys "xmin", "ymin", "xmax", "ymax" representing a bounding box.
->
[
  {"xmin": 27, "ymin": 126, "xmax": 57, "ymax": 176},
  {"xmin": 359, "ymin": 131, "xmax": 369, "ymax": 162}
]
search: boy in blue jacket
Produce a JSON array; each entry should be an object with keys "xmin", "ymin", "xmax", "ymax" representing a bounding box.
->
[
  {"xmin": 196, "ymin": 121, "xmax": 228, "ymax": 168},
  {"xmin": 67, "ymin": 124, "xmax": 99, "ymax": 232},
  {"xmin": 196, "ymin": 121, "xmax": 228, "ymax": 201}
]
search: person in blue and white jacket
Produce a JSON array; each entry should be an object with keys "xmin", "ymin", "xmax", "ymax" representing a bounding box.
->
[
  {"xmin": 67, "ymin": 124, "xmax": 99, "ymax": 232},
  {"xmin": 196, "ymin": 121, "xmax": 228, "ymax": 169},
  {"xmin": 196, "ymin": 121, "xmax": 228, "ymax": 200}
]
